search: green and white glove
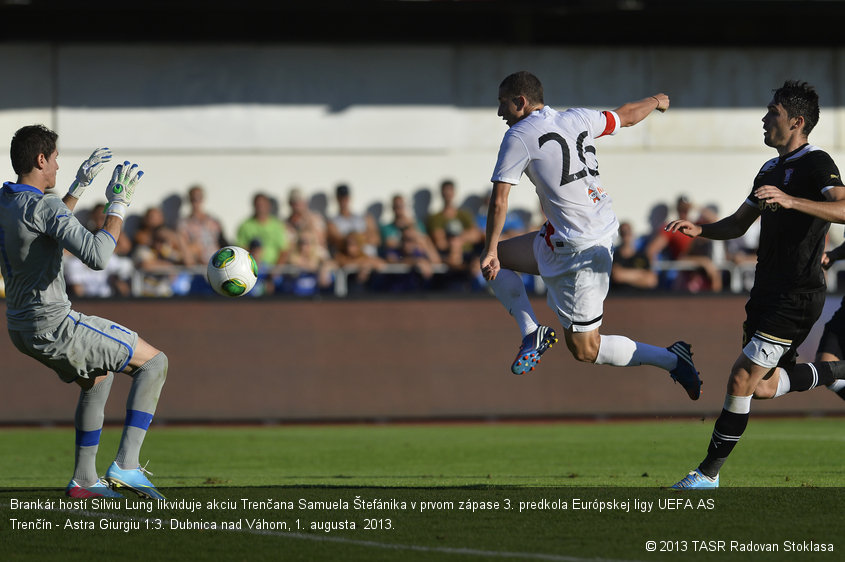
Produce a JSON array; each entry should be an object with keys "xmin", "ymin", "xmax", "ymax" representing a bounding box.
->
[
  {"xmin": 104, "ymin": 161, "xmax": 143, "ymax": 219},
  {"xmin": 67, "ymin": 147, "xmax": 112, "ymax": 199}
]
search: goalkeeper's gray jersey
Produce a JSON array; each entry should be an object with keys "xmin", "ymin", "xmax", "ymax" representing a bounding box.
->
[{"xmin": 0, "ymin": 182, "xmax": 116, "ymax": 332}]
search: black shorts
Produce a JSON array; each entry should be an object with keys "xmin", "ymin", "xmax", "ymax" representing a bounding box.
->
[
  {"xmin": 817, "ymin": 299, "xmax": 845, "ymax": 359},
  {"xmin": 742, "ymin": 291, "xmax": 825, "ymax": 369}
]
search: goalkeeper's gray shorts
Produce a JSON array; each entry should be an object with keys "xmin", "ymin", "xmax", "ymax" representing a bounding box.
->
[{"xmin": 9, "ymin": 310, "xmax": 138, "ymax": 383}]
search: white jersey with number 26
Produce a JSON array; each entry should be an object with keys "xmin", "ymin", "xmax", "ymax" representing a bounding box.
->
[{"xmin": 491, "ymin": 105, "xmax": 620, "ymax": 252}]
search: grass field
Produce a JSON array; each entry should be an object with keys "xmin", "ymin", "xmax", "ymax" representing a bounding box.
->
[{"xmin": 1, "ymin": 418, "xmax": 843, "ymax": 561}]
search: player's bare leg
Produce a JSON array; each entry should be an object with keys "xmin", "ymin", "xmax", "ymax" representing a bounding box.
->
[
  {"xmin": 565, "ymin": 327, "xmax": 701, "ymax": 400},
  {"xmin": 753, "ymin": 351, "xmax": 845, "ymax": 400},
  {"xmin": 496, "ymin": 231, "xmax": 541, "ymax": 276}
]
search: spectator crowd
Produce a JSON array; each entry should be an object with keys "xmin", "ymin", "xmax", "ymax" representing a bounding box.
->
[{"xmin": 0, "ymin": 181, "xmax": 795, "ymax": 300}]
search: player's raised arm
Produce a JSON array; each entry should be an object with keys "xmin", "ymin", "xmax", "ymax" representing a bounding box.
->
[{"xmin": 613, "ymin": 93, "xmax": 669, "ymax": 127}]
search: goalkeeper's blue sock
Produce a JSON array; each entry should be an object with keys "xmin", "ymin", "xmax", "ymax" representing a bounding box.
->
[
  {"xmin": 73, "ymin": 373, "xmax": 114, "ymax": 486},
  {"xmin": 115, "ymin": 353, "xmax": 168, "ymax": 470}
]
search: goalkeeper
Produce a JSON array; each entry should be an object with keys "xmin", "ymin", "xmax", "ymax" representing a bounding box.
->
[{"xmin": 0, "ymin": 125, "xmax": 168, "ymax": 499}]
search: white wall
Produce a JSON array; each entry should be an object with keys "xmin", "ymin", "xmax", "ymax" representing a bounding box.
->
[{"xmin": 2, "ymin": 43, "xmax": 845, "ymax": 242}]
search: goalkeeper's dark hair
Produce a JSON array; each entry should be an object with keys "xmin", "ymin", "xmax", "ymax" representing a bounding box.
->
[
  {"xmin": 500, "ymin": 71, "xmax": 544, "ymax": 105},
  {"xmin": 773, "ymin": 80, "xmax": 820, "ymax": 135},
  {"xmin": 10, "ymin": 124, "xmax": 58, "ymax": 176}
]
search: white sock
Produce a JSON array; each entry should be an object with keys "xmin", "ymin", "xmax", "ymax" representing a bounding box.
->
[
  {"xmin": 595, "ymin": 335, "xmax": 676, "ymax": 370},
  {"xmin": 488, "ymin": 269, "xmax": 538, "ymax": 337},
  {"xmin": 724, "ymin": 394, "xmax": 753, "ymax": 414},
  {"xmin": 774, "ymin": 368, "xmax": 791, "ymax": 398}
]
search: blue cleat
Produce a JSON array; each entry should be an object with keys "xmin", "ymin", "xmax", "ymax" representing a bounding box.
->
[
  {"xmin": 105, "ymin": 462, "xmax": 165, "ymax": 500},
  {"xmin": 668, "ymin": 341, "xmax": 702, "ymax": 400},
  {"xmin": 66, "ymin": 478, "xmax": 123, "ymax": 498},
  {"xmin": 671, "ymin": 469, "xmax": 719, "ymax": 489},
  {"xmin": 511, "ymin": 325, "xmax": 558, "ymax": 375}
]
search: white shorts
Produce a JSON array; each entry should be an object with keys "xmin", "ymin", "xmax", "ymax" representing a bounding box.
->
[
  {"xmin": 533, "ymin": 234, "xmax": 612, "ymax": 333},
  {"xmin": 742, "ymin": 336, "xmax": 787, "ymax": 369}
]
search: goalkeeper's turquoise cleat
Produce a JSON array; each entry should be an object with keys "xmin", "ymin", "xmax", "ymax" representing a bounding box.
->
[
  {"xmin": 105, "ymin": 462, "xmax": 165, "ymax": 500},
  {"xmin": 671, "ymin": 469, "xmax": 719, "ymax": 489},
  {"xmin": 511, "ymin": 325, "xmax": 557, "ymax": 375}
]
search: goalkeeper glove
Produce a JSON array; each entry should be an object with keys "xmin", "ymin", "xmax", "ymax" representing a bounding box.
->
[
  {"xmin": 66, "ymin": 147, "xmax": 112, "ymax": 199},
  {"xmin": 105, "ymin": 161, "xmax": 143, "ymax": 219}
]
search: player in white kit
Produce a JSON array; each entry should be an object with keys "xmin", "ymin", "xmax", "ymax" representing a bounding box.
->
[{"xmin": 481, "ymin": 71, "xmax": 701, "ymax": 400}]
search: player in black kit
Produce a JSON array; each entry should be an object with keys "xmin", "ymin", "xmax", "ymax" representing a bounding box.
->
[
  {"xmin": 754, "ymin": 240, "xmax": 845, "ymax": 402},
  {"xmin": 664, "ymin": 81, "xmax": 845, "ymax": 488}
]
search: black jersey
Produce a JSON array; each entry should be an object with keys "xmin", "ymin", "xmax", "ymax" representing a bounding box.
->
[{"xmin": 748, "ymin": 144, "xmax": 844, "ymax": 296}]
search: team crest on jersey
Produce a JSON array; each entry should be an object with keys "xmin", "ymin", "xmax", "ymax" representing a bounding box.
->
[
  {"xmin": 587, "ymin": 184, "xmax": 607, "ymax": 204},
  {"xmin": 783, "ymin": 168, "xmax": 794, "ymax": 185}
]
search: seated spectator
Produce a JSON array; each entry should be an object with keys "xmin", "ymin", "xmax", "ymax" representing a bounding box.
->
[
  {"xmin": 680, "ymin": 204, "xmax": 724, "ymax": 292},
  {"xmin": 725, "ymin": 216, "xmax": 760, "ymax": 291},
  {"xmin": 236, "ymin": 192, "xmax": 291, "ymax": 267},
  {"xmin": 475, "ymin": 190, "xmax": 528, "ymax": 240},
  {"xmin": 426, "ymin": 179, "xmax": 484, "ymax": 271},
  {"xmin": 286, "ymin": 187, "xmax": 328, "ymax": 249},
  {"xmin": 245, "ymin": 239, "xmax": 276, "ymax": 297},
  {"xmin": 611, "ymin": 222, "xmax": 657, "ymax": 291},
  {"xmin": 645, "ymin": 195, "xmax": 723, "ymax": 292},
  {"xmin": 384, "ymin": 225, "xmax": 442, "ymax": 289},
  {"xmin": 132, "ymin": 206, "xmax": 167, "ymax": 252},
  {"xmin": 178, "ymin": 184, "xmax": 228, "ymax": 265},
  {"xmin": 380, "ymin": 193, "xmax": 427, "ymax": 257},
  {"xmin": 726, "ymin": 216, "xmax": 760, "ymax": 265},
  {"xmin": 65, "ymin": 203, "xmax": 134, "ymax": 297},
  {"xmin": 64, "ymin": 250, "xmax": 133, "ymax": 298},
  {"xmin": 335, "ymin": 231, "xmax": 387, "ymax": 289},
  {"xmin": 326, "ymin": 184, "xmax": 380, "ymax": 258},
  {"xmin": 645, "ymin": 195, "xmax": 695, "ymax": 264},
  {"xmin": 286, "ymin": 228, "xmax": 336, "ymax": 296},
  {"xmin": 133, "ymin": 218, "xmax": 192, "ymax": 296}
]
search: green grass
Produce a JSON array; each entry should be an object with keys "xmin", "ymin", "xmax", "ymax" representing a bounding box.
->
[{"xmin": 1, "ymin": 418, "xmax": 843, "ymax": 561}]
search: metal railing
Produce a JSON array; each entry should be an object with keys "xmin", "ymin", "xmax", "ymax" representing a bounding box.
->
[{"xmin": 91, "ymin": 260, "xmax": 845, "ymax": 298}]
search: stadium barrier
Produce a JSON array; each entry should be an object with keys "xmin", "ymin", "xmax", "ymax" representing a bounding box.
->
[
  {"xmin": 124, "ymin": 260, "xmax": 845, "ymax": 297},
  {"xmin": 1, "ymin": 296, "xmax": 842, "ymax": 424},
  {"xmin": 2, "ymin": 261, "xmax": 844, "ymax": 299}
]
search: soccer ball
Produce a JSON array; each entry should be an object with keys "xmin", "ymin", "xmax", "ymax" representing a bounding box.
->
[{"xmin": 207, "ymin": 246, "xmax": 258, "ymax": 297}]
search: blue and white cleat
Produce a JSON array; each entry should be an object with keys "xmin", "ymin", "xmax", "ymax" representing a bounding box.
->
[
  {"xmin": 671, "ymin": 469, "xmax": 719, "ymax": 489},
  {"xmin": 668, "ymin": 341, "xmax": 702, "ymax": 400},
  {"xmin": 105, "ymin": 462, "xmax": 166, "ymax": 500},
  {"xmin": 511, "ymin": 325, "xmax": 558, "ymax": 375},
  {"xmin": 66, "ymin": 478, "xmax": 123, "ymax": 498}
]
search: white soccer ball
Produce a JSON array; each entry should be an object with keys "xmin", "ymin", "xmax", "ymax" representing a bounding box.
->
[{"xmin": 207, "ymin": 246, "xmax": 258, "ymax": 297}]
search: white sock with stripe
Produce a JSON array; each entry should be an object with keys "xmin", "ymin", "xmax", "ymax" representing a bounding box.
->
[{"xmin": 595, "ymin": 335, "xmax": 676, "ymax": 370}]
